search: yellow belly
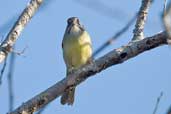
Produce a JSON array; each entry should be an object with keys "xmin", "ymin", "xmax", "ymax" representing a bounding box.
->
[{"xmin": 63, "ymin": 31, "xmax": 92, "ymax": 70}]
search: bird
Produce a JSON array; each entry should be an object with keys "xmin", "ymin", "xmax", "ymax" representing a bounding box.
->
[{"xmin": 61, "ymin": 17, "xmax": 93, "ymax": 105}]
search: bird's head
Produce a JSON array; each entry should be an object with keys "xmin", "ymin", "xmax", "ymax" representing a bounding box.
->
[
  {"xmin": 67, "ymin": 17, "xmax": 80, "ymax": 25},
  {"xmin": 66, "ymin": 17, "xmax": 84, "ymax": 34}
]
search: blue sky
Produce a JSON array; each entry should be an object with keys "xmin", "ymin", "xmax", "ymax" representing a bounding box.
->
[{"xmin": 0, "ymin": 0, "xmax": 170, "ymax": 114}]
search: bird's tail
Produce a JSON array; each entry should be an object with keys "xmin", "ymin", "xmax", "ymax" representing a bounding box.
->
[{"xmin": 61, "ymin": 87, "xmax": 75, "ymax": 105}]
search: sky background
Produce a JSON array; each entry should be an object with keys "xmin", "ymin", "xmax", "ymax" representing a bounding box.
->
[{"xmin": 0, "ymin": 0, "xmax": 171, "ymax": 114}]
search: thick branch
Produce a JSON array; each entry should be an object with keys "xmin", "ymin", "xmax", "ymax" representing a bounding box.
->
[
  {"xmin": 0, "ymin": 0, "xmax": 43, "ymax": 63},
  {"xmin": 9, "ymin": 32, "xmax": 167, "ymax": 114},
  {"xmin": 132, "ymin": 0, "xmax": 152, "ymax": 40}
]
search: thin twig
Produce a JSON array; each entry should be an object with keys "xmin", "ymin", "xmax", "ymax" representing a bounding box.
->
[
  {"xmin": 7, "ymin": 52, "xmax": 16, "ymax": 112},
  {"xmin": 93, "ymin": 13, "xmax": 137, "ymax": 57},
  {"xmin": 0, "ymin": 57, "xmax": 8, "ymax": 85},
  {"xmin": 132, "ymin": 0, "xmax": 152, "ymax": 41},
  {"xmin": 0, "ymin": 0, "xmax": 43, "ymax": 63},
  {"xmin": 152, "ymin": 92, "xmax": 163, "ymax": 114},
  {"xmin": 9, "ymin": 32, "xmax": 168, "ymax": 114}
]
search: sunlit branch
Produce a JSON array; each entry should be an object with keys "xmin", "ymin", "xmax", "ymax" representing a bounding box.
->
[
  {"xmin": 9, "ymin": 31, "xmax": 167, "ymax": 114},
  {"xmin": 132, "ymin": 0, "xmax": 152, "ymax": 40},
  {"xmin": 0, "ymin": 0, "xmax": 43, "ymax": 63}
]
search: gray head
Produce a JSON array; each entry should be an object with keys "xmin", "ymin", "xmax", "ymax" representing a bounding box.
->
[
  {"xmin": 67, "ymin": 17, "xmax": 80, "ymax": 25},
  {"xmin": 66, "ymin": 17, "xmax": 84, "ymax": 33}
]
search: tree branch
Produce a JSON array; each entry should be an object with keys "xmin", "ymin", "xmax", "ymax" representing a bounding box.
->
[
  {"xmin": 163, "ymin": 0, "xmax": 171, "ymax": 44},
  {"xmin": 0, "ymin": 0, "xmax": 43, "ymax": 63},
  {"xmin": 9, "ymin": 31, "xmax": 167, "ymax": 114},
  {"xmin": 132, "ymin": 0, "xmax": 152, "ymax": 40}
]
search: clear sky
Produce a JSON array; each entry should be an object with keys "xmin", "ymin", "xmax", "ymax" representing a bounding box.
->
[{"xmin": 0, "ymin": 0, "xmax": 170, "ymax": 114}]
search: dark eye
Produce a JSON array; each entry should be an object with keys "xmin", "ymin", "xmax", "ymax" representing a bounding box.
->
[
  {"xmin": 76, "ymin": 19, "xmax": 80, "ymax": 24},
  {"xmin": 67, "ymin": 19, "xmax": 72, "ymax": 24}
]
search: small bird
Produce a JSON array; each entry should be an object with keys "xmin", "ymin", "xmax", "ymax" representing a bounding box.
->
[{"xmin": 61, "ymin": 17, "xmax": 93, "ymax": 105}]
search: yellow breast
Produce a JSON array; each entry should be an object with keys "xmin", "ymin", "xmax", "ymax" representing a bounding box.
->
[{"xmin": 62, "ymin": 31, "xmax": 92, "ymax": 70}]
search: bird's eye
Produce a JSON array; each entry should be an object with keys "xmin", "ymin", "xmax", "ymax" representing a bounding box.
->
[
  {"xmin": 67, "ymin": 19, "xmax": 72, "ymax": 24},
  {"xmin": 76, "ymin": 19, "xmax": 80, "ymax": 24}
]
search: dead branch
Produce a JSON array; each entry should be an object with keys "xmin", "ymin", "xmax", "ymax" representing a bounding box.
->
[
  {"xmin": 9, "ymin": 31, "xmax": 167, "ymax": 114},
  {"xmin": 0, "ymin": 0, "xmax": 43, "ymax": 63}
]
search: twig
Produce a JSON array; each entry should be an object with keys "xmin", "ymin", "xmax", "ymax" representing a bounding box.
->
[
  {"xmin": 7, "ymin": 52, "xmax": 16, "ymax": 112},
  {"xmin": 132, "ymin": 0, "xmax": 152, "ymax": 41},
  {"xmin": 12, "ymin": 45, "xmax": 28, "ymax": 56},
  {"xmin": 9, "ymin": 31, "xmax": 168, "ymax": 114},
  {"xmin": 93, "ymin": 13, "xmax": 137, "ymax": 57},
  {"xmin": 0, "ymin": 46, "xmax": 26, "ymax": 86},
  {"xmin": 152, "ymin": 92, "xmax": 163, "ymax": 114},
  {"xmin": 0, "ymin": 57, "xmax": 8, "ymax": 85},
  {"xmin": 0, "ymin": 0, "xmax": 43, "ymax": 63}
]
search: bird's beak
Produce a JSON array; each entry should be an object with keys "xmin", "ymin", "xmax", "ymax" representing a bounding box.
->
[{"xmin": 66, "ymin": 22, "xmax": 84, "ymax": 34}]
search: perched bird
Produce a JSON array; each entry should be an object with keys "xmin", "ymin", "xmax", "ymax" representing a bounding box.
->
[{"xmin": 61, "ymin": 17, "xmax": 93, "ymax": 105}]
